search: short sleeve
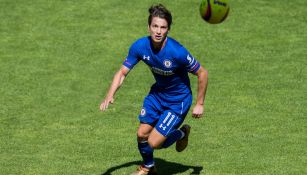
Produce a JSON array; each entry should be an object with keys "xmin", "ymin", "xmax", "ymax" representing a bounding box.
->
[
  {"xmin": 123, "ymin": 42, "xmax": 141, "ymax": 70},
  {"xmin": 177, "ymin": 47, "xmax": 200, "ymax": 74}
]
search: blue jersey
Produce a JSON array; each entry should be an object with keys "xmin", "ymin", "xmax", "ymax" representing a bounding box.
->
[{"xmin": 123, "ymin": 36, "xmax": 200, "ymax": 102}]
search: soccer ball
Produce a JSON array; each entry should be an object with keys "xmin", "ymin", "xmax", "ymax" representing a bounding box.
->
[{"xmin": 199, "ymin": 0, "xmax": 230, "ymax": 24}]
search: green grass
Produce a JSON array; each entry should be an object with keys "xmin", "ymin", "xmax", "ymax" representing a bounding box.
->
[{"xmin": 0, "ymin": 0, "xmax": 306, "ymax": 174}]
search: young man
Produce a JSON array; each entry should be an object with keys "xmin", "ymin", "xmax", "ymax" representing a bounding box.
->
[{"xmin": 100, "ymin": 4, "xmax": 208, "ymax": 175}]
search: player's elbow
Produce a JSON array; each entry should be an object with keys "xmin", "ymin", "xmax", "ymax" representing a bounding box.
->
[
  {"xmin": 202, "ymin": 68, "xmax": 208, "ymax": 77},
  {"xmin": 114, "ymin": 71, "xmax": 126, "ymax": 86},
  {"xmin": 198, "ymin": 66, "xmax": 208, "ymax": 79}
]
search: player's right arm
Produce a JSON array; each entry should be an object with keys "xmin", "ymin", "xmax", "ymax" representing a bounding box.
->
[
  {"xmin": 100, "ymin": 66, "xmax": 130, "ymax": 111},
  {"xmin": 100, "ymin": 39, "xmax": 142, "ymax": 111}
]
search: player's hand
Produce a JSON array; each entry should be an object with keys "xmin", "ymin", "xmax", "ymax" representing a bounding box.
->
[
  {"xmin": 100, "ymin": 97, "xmax": 114, "ymax": 111},
  {"xmin": 192, "ymin": 104, "xmax": 204, "ymax": 118}
]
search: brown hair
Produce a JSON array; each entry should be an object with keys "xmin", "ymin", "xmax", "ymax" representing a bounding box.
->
[{"xmin": 148, "ymin": 4, "xmax": 172, "ymax": 29}]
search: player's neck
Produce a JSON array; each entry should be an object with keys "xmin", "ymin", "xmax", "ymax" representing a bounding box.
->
[{"xmin": 152, "ymin": 37, "xmax": 167, "ymax": 53}]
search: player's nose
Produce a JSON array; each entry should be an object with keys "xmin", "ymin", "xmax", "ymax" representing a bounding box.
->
[{"xmin": 156, "ymin": 27, "xmax": 161, "ymax": 34}]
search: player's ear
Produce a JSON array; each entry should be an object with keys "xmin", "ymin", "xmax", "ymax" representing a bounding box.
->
[{"xmin": 165, "ymin": 29, "xmax": 169, "ymax": 36}]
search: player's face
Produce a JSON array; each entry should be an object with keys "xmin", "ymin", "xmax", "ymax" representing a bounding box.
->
[{"xmin": 148, "ymin": 17, "xmax": 169, "ymax": 45}]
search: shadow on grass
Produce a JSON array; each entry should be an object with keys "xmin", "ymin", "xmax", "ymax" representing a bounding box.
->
[{"xmin": 101, "ymin": 158, "xmax": 203, "ymax": 175}]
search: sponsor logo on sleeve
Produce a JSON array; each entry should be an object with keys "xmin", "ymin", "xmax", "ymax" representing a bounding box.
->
[{"xmin": 186, "ymin": 54, "xmax": 195, "ymax": 67}]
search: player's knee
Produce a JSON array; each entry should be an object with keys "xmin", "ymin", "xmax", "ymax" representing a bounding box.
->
[
  {"xmin": 137, "ymin": 131, "xmax": 149, "ymax": 141},
  {"xmin": 148, "ymin": 139, "xmax": 162, "ymax": 149}
]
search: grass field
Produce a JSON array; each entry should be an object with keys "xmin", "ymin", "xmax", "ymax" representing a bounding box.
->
[{"xmin": 0, "ymin": 0, "xmax": 306, "ymax": 174}]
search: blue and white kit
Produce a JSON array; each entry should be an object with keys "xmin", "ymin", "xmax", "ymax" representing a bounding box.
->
[{"xmin": 123, "ymin": 36, "xmax": 201, "ymax": 136}]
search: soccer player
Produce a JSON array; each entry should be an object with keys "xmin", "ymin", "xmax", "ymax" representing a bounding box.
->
[{"xmin": 100, "ymin": 4, "xmax": 208, "ymax": 175}]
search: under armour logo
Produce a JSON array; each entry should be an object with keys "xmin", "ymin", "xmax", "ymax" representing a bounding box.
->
[
  {"xmin": 143, "ymin": 55, "xmax": 150, "ymax": 61},
  {"xmin": 159, "ymin": 124, "xmax": 167, "ymax": 131}
]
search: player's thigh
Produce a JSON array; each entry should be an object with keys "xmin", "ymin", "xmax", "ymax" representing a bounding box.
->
[
  {"xmin": 155, "ymin": 110, "xmax": 184, "ymax": 137},
  {"xmin": 138, "ymin": 94, "xmax": 162, "ymax": 125},
  {"xmin": 137, "ymin": 123, "xmax": 154, "ymax": 141},
  {"xmin": 148, "ymin": 110, "xmax": 183, "ymax": 149},
  {"xmin": 148, "ymin": 128, "xmax": 167, "ymax": 149}
]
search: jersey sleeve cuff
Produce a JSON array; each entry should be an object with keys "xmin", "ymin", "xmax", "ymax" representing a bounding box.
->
[
  {"xmin": 123, "ymin": 60, "xmax": 133, "ymax": 70},
  {"xmin": 189, "ymin": 63, "xmax": 200, "ymax": 74}
]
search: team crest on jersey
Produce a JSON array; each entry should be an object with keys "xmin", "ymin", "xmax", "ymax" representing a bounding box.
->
[
  {"xmin": 140, "ymin": 108, "xmax": 146, "ymax": 116},
  {"xmin": 163, "ymin": 59, "xmax": 172, "ymax": 68}
]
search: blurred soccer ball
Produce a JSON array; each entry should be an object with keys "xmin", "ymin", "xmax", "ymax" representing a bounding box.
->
[{"xmin": 200, "ymin": 0, "xmax": 230, "ymax": 24}]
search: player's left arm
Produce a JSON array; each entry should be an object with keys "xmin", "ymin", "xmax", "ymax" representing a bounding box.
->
[{"xmin": 192, "ymin": 66, "xmax": 208, "ymax": 118}]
